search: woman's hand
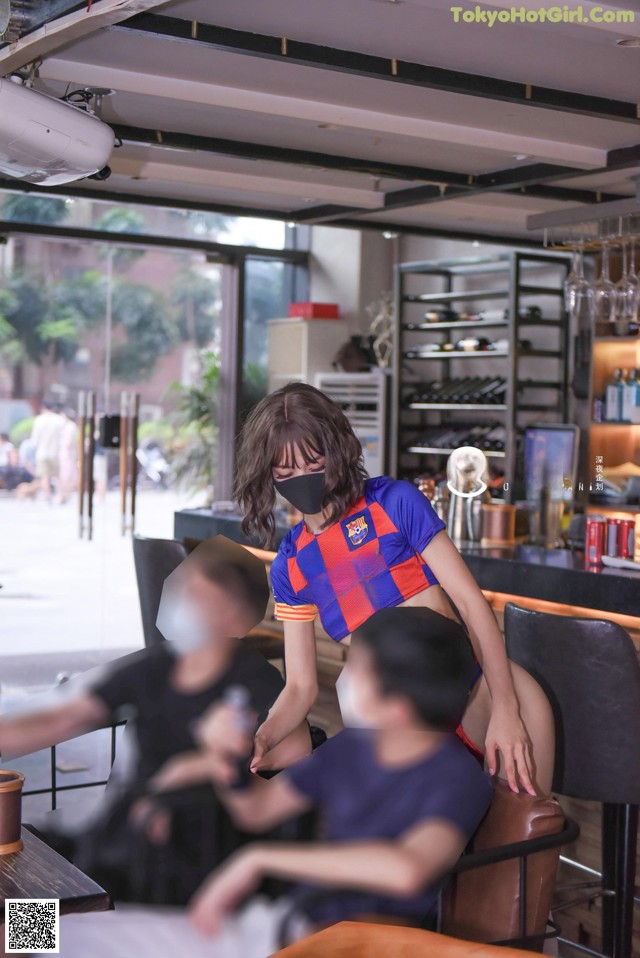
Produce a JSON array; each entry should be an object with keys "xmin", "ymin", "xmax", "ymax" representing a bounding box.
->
[
  {"xmin": 485, "ymin": 704, "xmax": 536, "ymax": 795},
  {"xmin": 249, "ymin": 729, "xmax": 271, "ymax": 773},
  {"xmin": 189, "ymin": 847, "xmax": 263, "ymax": 936}
]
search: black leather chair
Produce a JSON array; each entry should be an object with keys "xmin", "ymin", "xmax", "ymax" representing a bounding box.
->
[
  {"xmin": 132, "ymin": 534, "xmax": 284, "ymax": 661},
  {"xmin": 132, "ymin": 534, "xmax": 188, "ymax": 646},
  {"xmin": 504, "ymin": 602, "xmax": 640, "ymax": 958}
]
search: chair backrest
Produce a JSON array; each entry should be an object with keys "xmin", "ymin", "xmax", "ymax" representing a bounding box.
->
[
  {"xmin": 132, "ymin": 535, "xmax": 187, "ymax": 646},
  {"xmin": 441, "ymin": 779, "xmax": 565, "ymax": 943},
  {"xmin": 504, "ymin": 602, "xmax": 640, "ymax": 804}
]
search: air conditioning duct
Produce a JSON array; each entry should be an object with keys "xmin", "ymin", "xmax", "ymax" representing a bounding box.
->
[{"xmin": 0, "ymin": 0, "xmax": 86, "ymax": 43}]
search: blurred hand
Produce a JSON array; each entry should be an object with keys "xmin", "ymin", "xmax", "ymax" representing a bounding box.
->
[
  {"xmin": 128, "ymin": 797, "xmax": 171, "ymax": 845},
  {"xmin": 194, "ymin": 702, "xmax": 255, "ymax": 762},
  {"xmin": 150, "ymin": 754, "xmax": 202, "ymax": 792},
  {"xmin": 189, "ymin": 847, "xmax": 262, "ymax": 936}
]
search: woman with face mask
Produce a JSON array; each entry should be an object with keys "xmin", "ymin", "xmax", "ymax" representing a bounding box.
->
[{"xmin": 234, "ymin": 383, "xmax": 554, "ymax": 797}]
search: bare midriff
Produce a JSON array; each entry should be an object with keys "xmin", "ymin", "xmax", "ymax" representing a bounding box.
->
[{"xmin": 339, "ymin": 584, "xmax": 458, "ymax": 646}]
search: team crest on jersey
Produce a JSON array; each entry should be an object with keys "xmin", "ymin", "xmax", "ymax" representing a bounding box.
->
[{"xmin": 345, "ymin": 515, "xmax": 368, "ymax": 546}]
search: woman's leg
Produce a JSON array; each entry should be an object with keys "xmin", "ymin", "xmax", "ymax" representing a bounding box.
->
[{"xmin": 461, "ymin": 662, "xmax": 555, "ymax": 795}]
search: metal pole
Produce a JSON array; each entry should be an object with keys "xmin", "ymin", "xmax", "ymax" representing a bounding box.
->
[
  {"xmin": 119, "ymin": 392, "xmax": 129, "ymax": 535},
  {"xmin": 129, "ymin": 393, "xmax": 139, "ymax": 536},
  {"xmin": 77, "ymin": 390, "xmax": 86, "ymax": 538},
  {"xmin": 217, "ymin": 261, "xmax": 242, "ymax": 500},
  {"xmin": 87, "ymin": 391, "xmax": 96, "ymax": 542},
  {"xmin": 104, "ymin": 245, "xmax": 114, "ymax": 415}
]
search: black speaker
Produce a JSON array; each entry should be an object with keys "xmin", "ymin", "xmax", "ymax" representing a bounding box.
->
[{"xmin": 99, "ymin": 414, "xmax": 121, "ymax": 449}]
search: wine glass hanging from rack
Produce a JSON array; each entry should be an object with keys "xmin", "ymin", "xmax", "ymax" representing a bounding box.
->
[{"xmin": 545, "ymin": 216, "xmax": 640, "ymax": 335}]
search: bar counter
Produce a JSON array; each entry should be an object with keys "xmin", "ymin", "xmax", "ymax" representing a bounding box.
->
[{"xmin": 174, "ymin": 509, "xmax": 640, "ymax": 619}]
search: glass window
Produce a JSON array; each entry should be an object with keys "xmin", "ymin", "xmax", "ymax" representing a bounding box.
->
[{"xmin": 0, "ymin": 190, "xmax": 286, "ymax": 249}]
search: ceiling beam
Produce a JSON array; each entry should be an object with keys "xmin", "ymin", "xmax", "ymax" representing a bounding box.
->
[
  {"xmin": 330, "ymin": 218, "xmax": 546, "ymax": 249},
  {"xmin": 38, "ymin": 57, "xmax": 606, "ymax": 168},
  {"xmin": 290, "ymin": 204, "xmax": 369, "ymax": 225},
  {"xmin": 112, "ymin": 124, "xmax": 471, "ymax": 187},
  {"xmin": 112, "ymin": 125, "xmax": 623, "ymax": 211},
  {"xmin": 119, "ymin": 13, "xmax": 640, "ymax": 126},
  {"xmin": 293, "ymin": 179, "xmax": 626, "ymax": 225},
  {"xmin": 0, "ymin": 177, "xmax": 543, "ymax": 246}
]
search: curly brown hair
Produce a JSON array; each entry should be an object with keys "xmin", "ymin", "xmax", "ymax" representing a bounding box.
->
[{"xmin": 234, "ymin": 382, "xmax": 368, "ymax": 547}]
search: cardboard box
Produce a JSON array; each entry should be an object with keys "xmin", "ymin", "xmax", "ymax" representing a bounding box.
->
[{"xmin": 288, "ymin": 302, "xmax": 340, "ymax": 319}]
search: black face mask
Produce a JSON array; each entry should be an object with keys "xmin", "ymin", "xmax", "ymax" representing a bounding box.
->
[{"xmin": 274, "ymin": 471, "xmax": 326, "ymax": 515}]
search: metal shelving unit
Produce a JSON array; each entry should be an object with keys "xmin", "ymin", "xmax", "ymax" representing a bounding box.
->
[{"xmin": 391, "ymin": 251, "xmax": 572, "ymax": 499}]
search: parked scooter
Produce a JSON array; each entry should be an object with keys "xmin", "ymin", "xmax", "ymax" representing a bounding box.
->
[{"xmin": 136, "ymin": 440, "xmax": 171, "ymax": 489}]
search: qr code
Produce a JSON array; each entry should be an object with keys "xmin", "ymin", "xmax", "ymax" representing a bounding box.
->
[{"xmin": 5, "ymin": 899, "xmax": 59, "ymax": 954}]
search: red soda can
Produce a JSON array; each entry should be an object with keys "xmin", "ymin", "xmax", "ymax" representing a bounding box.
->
[
  {"xmin": 617, "ymin": 519, "xmax": 635, "ymax": 559},
  {"xmin": 606, "ymin": 519, "xmax": 620, "ymax": 557},
  {"xmin": 585, "ymin": 516, "xmax": 606, "ymax": 565}
]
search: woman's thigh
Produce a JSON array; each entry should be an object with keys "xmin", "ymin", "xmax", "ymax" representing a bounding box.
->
[{"xmin": 461, "ymin": 662, "xmax": 555, "ymax": 794}]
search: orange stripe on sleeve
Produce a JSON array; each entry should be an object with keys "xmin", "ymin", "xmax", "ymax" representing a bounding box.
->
[{"xmin": 274, "ymin": 602, "xmax": 319, "ymax": 623}]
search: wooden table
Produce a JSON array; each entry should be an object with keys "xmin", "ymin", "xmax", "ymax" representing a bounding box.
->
[
  {"xmin": 0, "ymin": 827, "xmax": 111, "ymax": 919},
  {"xmin": 271, "ymin": 921, "xmax": 545, "ymax": 957}
]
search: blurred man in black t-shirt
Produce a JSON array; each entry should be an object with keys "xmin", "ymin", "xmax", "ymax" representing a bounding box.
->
[{"xmin": 0, "ymin": 537, "xmax": 311, "ymax": 904}]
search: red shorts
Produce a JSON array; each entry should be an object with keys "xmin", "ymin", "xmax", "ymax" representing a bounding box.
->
[
  {"xmin": 456, "ymin": 661, "xmax": 485, "ymax": 761},
  {"xmin": 456, "ymin": 722, "xmax": 484, "ymax": 762}
]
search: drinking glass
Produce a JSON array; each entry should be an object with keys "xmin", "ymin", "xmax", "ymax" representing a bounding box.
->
[
  {"xmin": 615, "ymin": 240, "xmax": 634, "ymax": 336},
  {"xmin": 563, "ymin": 246, "xmax": 590, "ymax": 321},
  {"xmin": 626, "ymin": 236, "xmax": 640, "ymax": 334},
  {"xmin": 589, "ymin": 242, "xmax": 617, "ymax": 334}
]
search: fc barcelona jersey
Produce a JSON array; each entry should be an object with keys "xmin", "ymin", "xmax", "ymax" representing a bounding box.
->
[{"xmin": 270, "ymin": 476, "xmax": 446, "ymax": 642}]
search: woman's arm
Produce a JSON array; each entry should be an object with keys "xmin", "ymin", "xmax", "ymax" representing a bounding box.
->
[
  {"xmin": 189, "ymin": 819, "xmax": 466, "ymax": 935},
  {"xmin": 422, "ymin": 531, "xmax": 535, "ymax": 794},
  {"xmin": 250, "ymin": 619, "xmax": 318, "ymax": 770}
]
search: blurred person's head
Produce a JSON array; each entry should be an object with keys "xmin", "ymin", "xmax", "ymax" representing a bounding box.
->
[
  {"xmin": 0, "ymin": 433, "xmax": 10, "ymax": 444},
  {"xmin": 156, "ymin": 536, "xmax": 269, "ymax": 656},
  {"xmin": 345, "ymin": 607, "xmax": 475, "ymax": 732}
]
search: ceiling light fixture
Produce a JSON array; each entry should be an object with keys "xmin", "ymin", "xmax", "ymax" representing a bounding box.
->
[
  {"xmin": 317, "ymin": 123, "xmax": 338, "ymax": 130},
  {"xmin": 617, "ymin": 37, "xmax": 640, "ymax": 47},
  {"xmin": 513, "ymin": 154, "xmax": 531, "ymax": 161}
]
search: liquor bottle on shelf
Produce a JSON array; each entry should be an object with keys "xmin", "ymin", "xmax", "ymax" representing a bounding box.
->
[
  {"xmin": 451, "ymin": 377, "xmax": 486, "ymax": 402},
  {"xmin": 514, "ymin": 306, "xmax": 542, "ymax": 322},
  {"xmin": 471, "ymin": 377, "xmax": 507, "ymax": 403},
  {"xmin": 430, "ymin": 379, "xmax": 467, "ymax": 403},
  {"xmin": 621, "ymin": 369, "xmax": 638, "ymax": 424},
  {"xmin": 605, "ymin": 368, "xmax": 624, "ymax": 422},
  {"xmin": 442, "ymin": 379, "xmax": 484, "ymax": 403},
  {"xmin": 422, "ymin": 308, "xmax": 459, "ymax": 323},
  {"xmin": 407, "ymin": 376, "xmax": 509, "ymax": 406},
  {"xmin": 593, "ymin": 395, "xmax": 603, "ymax": 423}
]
